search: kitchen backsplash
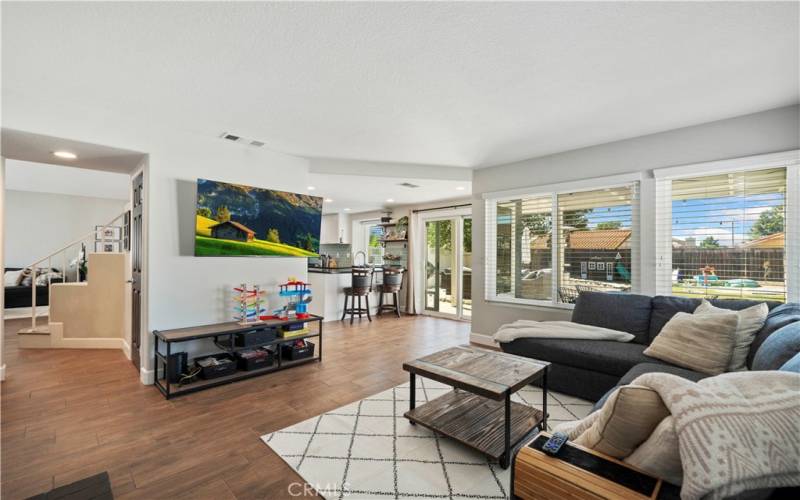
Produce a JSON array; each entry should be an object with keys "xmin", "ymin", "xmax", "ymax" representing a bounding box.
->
[{"xmin": 316, "ymin": 243, "xmax": 353, "ymax": 268}]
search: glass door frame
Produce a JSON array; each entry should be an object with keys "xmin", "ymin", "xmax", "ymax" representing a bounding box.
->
[{"xmin": 418, "ymin": 207, "xmax": 472, "ymax": 320}]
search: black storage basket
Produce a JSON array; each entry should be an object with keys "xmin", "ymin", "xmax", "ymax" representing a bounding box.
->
[
  {"xmin": 195, "ymin": 353, "xmax": 237, "ymax": 379},
  {"xmin": 281, "ymin": 341, "xmax": 315, "ymax": 361},
  {"xmin": 234, "ymin": 328, "xmax": 277, "ymax": 347},
  {"xmin": 236, "ymin": 348, "xmax": 275, "ymax": 371}
]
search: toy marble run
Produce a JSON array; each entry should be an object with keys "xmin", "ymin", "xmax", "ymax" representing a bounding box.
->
[
  {"xmin": 276, "ymin": 278, "xmax": 312, "ymax": 320},
  {"xmin": 233, "ymin": 283, "xmax": 268, "ymax": 325}
]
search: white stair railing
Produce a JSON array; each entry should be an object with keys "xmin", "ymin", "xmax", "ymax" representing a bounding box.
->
[{"xmin": 25, "ymin": 211, "xmax": 128, "ymax": 332}]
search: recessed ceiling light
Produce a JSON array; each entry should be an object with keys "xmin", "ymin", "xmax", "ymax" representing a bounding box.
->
[
  {"xmin": 53, "ymin": 151, "xmax": 77, "ymax": 160},
  {"xmin": 344, "ymin": 208, "xmax": 351, "ymax": 212},
  {"xmin": 307, "ymin": 186, "xmax": 316, "ymax": 191},
  {"xmin": 324, "ymin": 198, "xmax": 333, "ymax": 203},
  {"xmin": 455, "ymin": 186, "xmax": 465, "ymax": 191},
  {"xmin": 386, "ymin": 198, "xmax": 395, "ymax": 203}
]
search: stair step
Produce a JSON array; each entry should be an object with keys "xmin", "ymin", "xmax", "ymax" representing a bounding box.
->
[{"xmin": 19, "ymin": 325, "xmax": 51, "ymax": 335}]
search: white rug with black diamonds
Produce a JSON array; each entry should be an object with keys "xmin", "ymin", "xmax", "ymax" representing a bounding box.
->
[{"xmin": 261, "ymin": 377, "xmax": 592, "ymax": 499}]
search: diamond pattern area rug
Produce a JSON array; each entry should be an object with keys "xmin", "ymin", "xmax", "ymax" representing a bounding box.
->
[{"xmin": 262, "ymin": 377, "xmax": 593, "ymax": 499}]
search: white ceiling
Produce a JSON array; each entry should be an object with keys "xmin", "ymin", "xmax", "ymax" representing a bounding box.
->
[
  {"xmin": 2, "ymin": 2, "xmax": 798, "ymax": 168},
  {"xmin": 1, "ymin": 129, "xmax": 145, "ymax": 174},
  {"xmin": 5, "ymin": 159, "xmax": 130, "ymax": 200},
  {"xmin": 309, "ymin": 173, "xmax": 471, "ymax": 214}
]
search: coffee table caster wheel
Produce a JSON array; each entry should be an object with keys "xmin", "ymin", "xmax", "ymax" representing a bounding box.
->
[{"xmin": 500, "ymin": 454, "xmax": 510, "ymax": 469}]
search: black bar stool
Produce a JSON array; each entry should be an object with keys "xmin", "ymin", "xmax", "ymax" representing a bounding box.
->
[
  {"xmin": 377, "ymin": 267, "xmax": 405, "ymax": 318},
  {"xmin": 342, "ymin": 267, "xmax": 374, "ymax": 324}
]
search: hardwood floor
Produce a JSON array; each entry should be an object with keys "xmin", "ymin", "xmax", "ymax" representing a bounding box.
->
[{"xmin": 1, "ymin": 315, "xmax": 470, "ymax": 499}]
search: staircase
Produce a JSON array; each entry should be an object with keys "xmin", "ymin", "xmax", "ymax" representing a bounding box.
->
[{"xmin": 17, "ymin": 212, "xmax": 129, "ymax": 350}]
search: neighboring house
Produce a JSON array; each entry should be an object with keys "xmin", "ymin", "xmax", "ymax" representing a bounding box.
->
[
  {"xmin": 742, "ymin": 232, "xmax": 784, "ymax": 249},
  {"xmin": 209, "ymin": 220, "xmax": 255, "ymax": 242}
]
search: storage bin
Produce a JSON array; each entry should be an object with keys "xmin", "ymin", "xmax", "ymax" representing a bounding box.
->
[
  {"xmin": 281, "ymin": 341, "xmax": 315, "ymax": 361},
  {"xmin": 195, "ymin": 353, "xmax": 237, "ymax": 379},
  {"xmin": 234, "ymin": 328, "xmax": 277, "ymax": 347},
  {"xmin": 236, "ymin": 347, "xmax": 275, "ymax": 371}
]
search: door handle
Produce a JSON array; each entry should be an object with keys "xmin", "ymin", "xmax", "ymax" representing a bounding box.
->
[{"xmin": 126, "ymin": 279, "xmax": 134, "ymax": 284}]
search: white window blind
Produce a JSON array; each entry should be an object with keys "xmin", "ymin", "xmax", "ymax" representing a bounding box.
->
[
  {"xmin": 485, "ymin": 181, "xmax": 640, "ymax": 307},
  {"xmin": 655, "ymin": 166, "xmax": 790, "ymax": 302},
  {"xmin": 556, "ymin": 184, "xmax": 639, "ymax": 301}
]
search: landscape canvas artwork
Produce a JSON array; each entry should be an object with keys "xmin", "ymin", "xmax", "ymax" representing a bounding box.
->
[{"xmin": 195, "ymin": 179, "xmax": 322, "ymax": 257}]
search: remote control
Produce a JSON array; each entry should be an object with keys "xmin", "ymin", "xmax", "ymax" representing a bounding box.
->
[{"xmin": 542, "ymin": 432, "xmax": 569, "ymax": 456}]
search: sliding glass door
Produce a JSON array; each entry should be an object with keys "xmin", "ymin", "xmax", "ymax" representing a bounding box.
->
[{"xmin": 424, "ymin": 213, "xmax": 471, "ymax": 319}]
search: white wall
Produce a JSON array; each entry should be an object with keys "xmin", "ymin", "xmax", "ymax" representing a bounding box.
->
[
  {"xmin": 3, "ymin": 92, "xmax": 314, "ymax": 382},
  {"xmin": 471, "ymin": 105, "xmax": 800, "ymax": 336},
  {"xmin": 4, "ymin": 190, "xmax": 128, "ymax": 268}
]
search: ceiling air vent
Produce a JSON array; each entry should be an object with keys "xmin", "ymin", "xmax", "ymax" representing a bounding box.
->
[
  {"xmin": 398, "ymin": 182, "xmax": 420, "ymax": 188},
  {"xmin": 219, "ymin": 132, "xmax": 265, "ymax": 147}
]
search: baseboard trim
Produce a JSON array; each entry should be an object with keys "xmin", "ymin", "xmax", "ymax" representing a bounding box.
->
[
  {"xmin": 0, "ymin": 364, "xmax": 6, "ymax": 381},
  {"xmin": 470, "ymin": 332, "xmax": 497, "ymax": 347},
  {"xmin": 48, "ymin": 322, "xmax": 124, "ymax": 349},
  {"xmin": 140, "ymin": 368, "xmax": 154, "ymax": 385},
  {"xmin": 121, "ymin": 339, "xmax": 132, "ymax": 360}
]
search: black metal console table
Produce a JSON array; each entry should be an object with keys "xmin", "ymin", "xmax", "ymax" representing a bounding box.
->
[{"xmin": 153, "ymin": 315, "xmax": 323, "ymax": 399}]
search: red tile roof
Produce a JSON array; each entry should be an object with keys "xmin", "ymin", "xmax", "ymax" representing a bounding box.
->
[{"xmin": 567, "ymin": 229, "xmax": 631, "ymax": 250}]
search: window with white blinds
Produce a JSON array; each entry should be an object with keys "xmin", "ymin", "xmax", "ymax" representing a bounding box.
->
[
  {"xmin": 485, "ymin": 182, "xmax": 639, "ymax": 306},
  {"xmin": 655, "ymin": 165, "xmax": 794, "ymax": 303}
]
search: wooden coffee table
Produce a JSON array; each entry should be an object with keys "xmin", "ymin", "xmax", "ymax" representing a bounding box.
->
[{"xmin": 403, "ymin": 345, "xmax": 550, "ymax": 468}]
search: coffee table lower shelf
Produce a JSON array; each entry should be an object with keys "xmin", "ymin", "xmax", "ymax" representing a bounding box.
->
[{"xmin": 404, "ymin": 390, "xmax": 544, "ymax": 463}]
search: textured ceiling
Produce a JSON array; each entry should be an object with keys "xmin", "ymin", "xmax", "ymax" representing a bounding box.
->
[{"xmin": 2, "ymin": 2, "xmax": 798, "ymax": 167}]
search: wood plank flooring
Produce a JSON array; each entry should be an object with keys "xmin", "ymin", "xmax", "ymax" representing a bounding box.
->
[{"xmin": 1, "ymin": 315, "xmax": 470, "ymax": 499}]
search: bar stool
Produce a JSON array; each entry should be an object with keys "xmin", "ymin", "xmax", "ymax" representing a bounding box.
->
[
  {"xmin": 342, "ymin": 267, "xmax": 374, "ymax": 324},
  {"xmin": 377, "ymin": 267, "xmax": 405, "ymax": 318}
]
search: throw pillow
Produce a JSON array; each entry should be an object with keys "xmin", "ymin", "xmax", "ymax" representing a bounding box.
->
[
  {"xmin": 624, "ymin": 416, "xmax": 682, "ymax": 486},
  {"xmin": 780, "ymin": 352, "xmax": 800, "ymax": 373},
  {"xmin": 644, "ymin": 311, "xmax": 738, "ymax": 375},
  {"xmin": 694, "ymin": 299, "xmax": 768, "ymax": 371},
  {"xmin": 573, "ymin": 385, "xmax": 669, "ymax": 458},
  {"xmin": 752, "ymin": 322, "xmax": 800, "ymax": 371},
  {"xmin": 4, "ymin": 270, "xmax": 23, "ymax": 286}
]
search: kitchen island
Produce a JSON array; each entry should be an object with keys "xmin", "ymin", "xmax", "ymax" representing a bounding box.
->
[{"xmin": 308, "ymin": 266, "xmax": 402, "ymax": 321}]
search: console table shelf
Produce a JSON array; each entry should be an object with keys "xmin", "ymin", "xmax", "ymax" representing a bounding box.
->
[{"xmin": 153, "ymin": 315, "xmax": 323, "ymax": 399}]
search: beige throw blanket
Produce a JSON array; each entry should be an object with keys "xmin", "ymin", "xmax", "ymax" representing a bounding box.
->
[
  {"xmin": 493, "ymin": 320, "xmax": 634, "ymax": 343},
  {"xmin": 563, "ymin": 372, "xmax": 800, "ymax": 499}
]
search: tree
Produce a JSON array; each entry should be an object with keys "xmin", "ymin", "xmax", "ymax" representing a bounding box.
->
[
  {"xmin": 302, "ymin": 233, "xmax": 315, "ymax": 252},
  {"xmin": 196, "ymin": 207, "xmax": 212, "ymax": 218},
  {"xmin": 266, "ymin": 228, "xmax": 280, "ymax": 243},
  {"xmin": 699, "ymin": 236, "xmax": 720, "ymax": 249},
  {"xmin": 215, "ymin": 205, "xmax": 231, "ymax": 223},
  {"xmin": 596, "ymin": 221, "xmax": 622, "ymax": 230},
  {"xmin": 750, "ymin": 206, "xmax": 784, "ymax": 238}
]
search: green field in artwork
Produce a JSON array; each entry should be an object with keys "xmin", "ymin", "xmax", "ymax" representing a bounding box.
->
[{"xmin": 195, "ymin": 216, "xmax": 317, "ymax": 257}]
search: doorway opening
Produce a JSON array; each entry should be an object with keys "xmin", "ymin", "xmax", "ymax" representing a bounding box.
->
[{"xmin": 422, "ymin": 209, "xmax": 472, "ymax": 320}]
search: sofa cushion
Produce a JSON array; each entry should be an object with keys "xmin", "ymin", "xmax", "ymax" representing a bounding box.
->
[
  {"xmin": 574, "ymin": 385, "xmax": 669, "ymax": 459},
  {"xmin": 594, "ymin": 362, "xmax": 707, "ymax": 411},
  {"xmin": 572, "ymin": 292, "xmax": 653, "ymax": 344},
  {"xmin": 752, "ymin": 322, "xmax": 800, "ymax": 371},
  {"xmin": 694, "ymin": 300, "xmax": 768, "ymax": 371},
  {"xmin": 780, "ymin": 352, "xmax": 800, "ymax": 373},
  {"xmin": 747, "ymin": 303, "xmax": 800, "ymax": 369},
  {"xmin": 648, "ymin": 296, "xmax": 783, "ymax": 344},
  {"xmin": 645, "ymin": 311, "xmax": 738, "ymax": 375},
  {"xmin": 501, "ymin": 337, "xmax": 653, "ymax": 377}
]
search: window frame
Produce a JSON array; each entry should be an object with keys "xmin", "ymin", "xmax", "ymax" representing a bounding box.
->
[
  {"xmin": 483, "ymin": 173, "xmax": 643, "ymax": 309},
  {"xmin": 653, "ymin": 150, "xmax": 800, "ymax": 303}
]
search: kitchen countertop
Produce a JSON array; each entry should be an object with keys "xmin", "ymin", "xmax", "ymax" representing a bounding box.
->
[{"xmin": 308, "ymin": 267, "xmax": 353, "ymax": 274}]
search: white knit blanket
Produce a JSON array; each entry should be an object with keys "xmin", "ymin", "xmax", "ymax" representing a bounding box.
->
[
  {"xmin": 634, "ymin": 371, "xmax": 800, "ymax": 499},
  {"xmin": 492, "ymin": 320, "xmax": 634, "ymax": 343}
]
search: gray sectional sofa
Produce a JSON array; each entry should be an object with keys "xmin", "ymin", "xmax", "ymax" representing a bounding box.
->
[{"xmin": 498, "ymin": 291, "xmax": 800, "ymax": 404}]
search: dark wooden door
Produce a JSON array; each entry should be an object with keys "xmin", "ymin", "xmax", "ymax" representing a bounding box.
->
[{"xmin": 131, "ymin": 173, "xmax": 143, "ymax": 370}]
